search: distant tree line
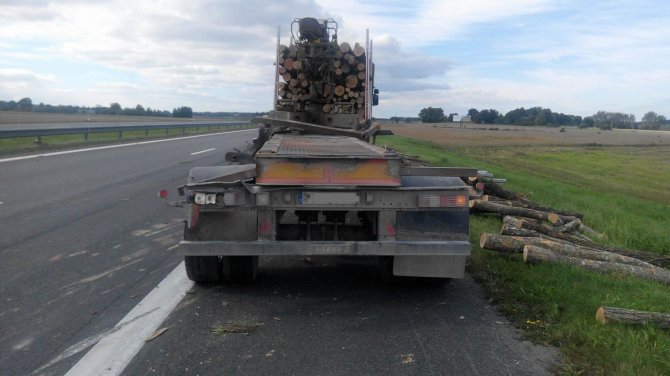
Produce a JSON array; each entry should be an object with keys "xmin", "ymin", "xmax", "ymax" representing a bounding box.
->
[
  {"xmin": 417, "ymin": 105, "xmax": 668, "ymax": 130},
  {"xmin": 0, "ymin": 97, "xmax": 198, "ymax": 119}
]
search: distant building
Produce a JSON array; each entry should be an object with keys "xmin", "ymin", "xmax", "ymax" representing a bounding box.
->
[{"xmin": 453, "ymin": 115, "xmax": 471, "ymax": 123}]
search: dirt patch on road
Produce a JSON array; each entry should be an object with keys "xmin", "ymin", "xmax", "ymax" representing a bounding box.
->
[{"xmin": 383, "ymin": 122, "xmax": 670, "ymax": 147}]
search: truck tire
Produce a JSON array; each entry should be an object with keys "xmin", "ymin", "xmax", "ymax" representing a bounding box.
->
[
  {"xmin": 222, "ymin": 256, "xmax": 258, "ymax": 283},
  {"xmin": 184, "ymin": 256, "xmax": 222, "ymax": 283}
]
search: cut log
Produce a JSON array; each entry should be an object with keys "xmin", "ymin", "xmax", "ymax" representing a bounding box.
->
[
  {"xmin": 556, "ymin": 219, "xmax": 581, "ymax": 233},
  {"xmin": 334, "ymin": 68, "xmax": 343, "ymax": 76},
  {"xmin": 282, "ymin": 72, "xmax": 292, "ymax": 82},
  {"xmin": 283, "ymin": 58, "xmax": 295, "ymax": 70},
  {"xmin": 482, "ymin": 233, "xmax": 653, "ymax": 268},
  {"xmin": 578, "ymin": 221, "xmax": 607, "ymax": 240},
  {"xmin": 339, "ymin": 42, "xmax": 351, "ymax": 54},
  {"xmin": 357, "ymin": 71, "xmax": 366, "ymax": 80},
  {"xmin": 482, "ymin": 181, "xmax": 525, "ymax": 201},
  {"xmin": 322, "ymin": 104, "xmax": 332, "ymax": 113},
  {"xmin": 503, "ymin": 216, "xmax": 670, "ymax": 268},
  {"xmin": 353, "ymin": 43, "xmax": 365, "ymax": 57},
  {"xmin": 596, "ymin": 306, "xmax": 670, "ymax": 329},
  {"xmin": 288, "ymin": 44, "xmax": 298, "ymax": 57},
  {"xmin": 333, "ymin": 59, "xmax": 341, "ymax": 68},
  {"xmin": 344, "ymin": 54, "xmax": 356, "ymax": 65},
  {"xmin": 293, "ymin": 60, "xmax": 302, "ymax": 71},
  {"xmin": 357, "ymin": 62, "xmax": 366, "ymax": 71},
  {"xmin": 484, "ymin": 195, "xmax": 583, "ymax": 218},
  {"xmin": 341, "ymin": 63, "xmax": 351, "ymax": 74},
  {"xmin": 523, "ymin": 245, "xmax": 670, "ymax": 285},
  {"xmin": 334, "ymin": 85, "xmax": 346, "ymax": 97},
  {"xmin": 470, "ymin": 200, "xmax": 563, "ymax": 225},
  {"xmin": 479, "ymin": 233, "xmax": 525, "ymax": 253},
  {"xmin": 345, "ymin": 75, "xmax": 359, "ymax": 89}
]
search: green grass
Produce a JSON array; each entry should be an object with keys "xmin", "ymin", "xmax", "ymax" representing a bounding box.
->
[
  {"xmin": 0, "ymin": 125, "xmax": 255, "ymax": 156},
  {"xmin": 379, "ymin": 135, "xmax": 670, "ymax": 375}
]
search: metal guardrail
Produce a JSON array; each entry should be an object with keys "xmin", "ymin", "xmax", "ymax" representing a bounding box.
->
[{"xmin": 0, "ymin": 121, "xmax": 254, "ymax": 141}]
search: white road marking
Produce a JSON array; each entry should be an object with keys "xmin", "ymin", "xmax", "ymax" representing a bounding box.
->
[
  {"xmin": 61, "ymin": 259, "xmax": 143, "ymax": 289},
  {"xmin": 0, "ymin": 129, "xmax": 255, "ymax": 163},
  {"xmin": 190, "ymin": 147, "xmax": 216, "ymax": 155},
  {"xmin": 30, "ymin": 309, "xmax": 159, "ymax": 376},
  {"xmin": 64, "ymin": 261, "xmax": 193, "ymax": 376},
  {"xmin": 143, "ymin": 222, "xmax": 182, "ymax": 237}
]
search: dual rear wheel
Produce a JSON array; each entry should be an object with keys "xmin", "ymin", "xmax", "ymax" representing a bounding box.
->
[{"xmin": 184, "ymin": 255, "xmax": 258, "ymax": 283}]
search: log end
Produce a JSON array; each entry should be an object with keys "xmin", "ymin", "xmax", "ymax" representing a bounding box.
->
[
  {"xmin": 548, "ymin": 212, "xmax": 561, "ymax": 225},
  {"xmin": 469, "ymin": 200, "xmax": 476, "ymax": 209},
  {"xmin": 479, "ymin": 233, "xmax": 488, "ymax": 249},
  {"xmin": 523, "ymin": 245, "xmax": 530, "ymax": 263},
  {"xmin": 595, "ymin": 306, "xmax": 607, "ymax": 324}
]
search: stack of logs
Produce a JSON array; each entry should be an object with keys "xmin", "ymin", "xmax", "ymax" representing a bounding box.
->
[
  {"xmin": 277, "ymin": 42, "xmax": 367, "ymax": 115},
  {"xmin": 464, "ymin": 174, "xmax": 670, "ymax": 329}
]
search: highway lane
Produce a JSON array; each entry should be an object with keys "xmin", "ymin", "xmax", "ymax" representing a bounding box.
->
[
  {"xmin": 122, "ymin": 258, "xmax": 558, "ymax": 376},
  {"xmin": 1, "ymin": 129, "xmax": 559, "ymax": 375},
  {"xmin": 0, "ymin": 129, "xmax": 256, "ymax": 376}
]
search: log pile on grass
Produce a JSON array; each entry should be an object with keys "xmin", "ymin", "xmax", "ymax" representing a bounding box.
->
[{"xmin": 464, "ymin": 173, "xmax": 670, "ymax": 328}]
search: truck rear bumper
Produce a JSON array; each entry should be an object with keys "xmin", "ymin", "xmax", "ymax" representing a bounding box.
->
[{"xmin": 177, "ymin": 240, "xmax": 470, "ymax": 257}]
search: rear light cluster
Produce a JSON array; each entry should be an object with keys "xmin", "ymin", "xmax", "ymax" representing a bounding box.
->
[
  {"xmin": 418, "ymin": 194, "xmax": 467, "ymax": 208},
  {"xmin": 192, "ymin": 191, "xmax": 245, "ymax": 206}
]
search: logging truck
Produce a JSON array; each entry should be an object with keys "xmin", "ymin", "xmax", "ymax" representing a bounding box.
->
[{"xmin": 174, "ymin": 17, "xmax": 475, "ymax": 283}]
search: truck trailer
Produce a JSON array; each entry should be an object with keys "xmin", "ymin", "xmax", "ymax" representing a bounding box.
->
[{"xmin": 175, "ymin": 18, "xmax": 474, "ymax": 283}]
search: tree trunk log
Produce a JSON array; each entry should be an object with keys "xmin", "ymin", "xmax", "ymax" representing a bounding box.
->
[
  {"xmin": 596, "ymin": 306, "xmax": 670, "ymax": 329},
  {"xmin": 484, "ymin": 195, "xmax": 583, "ymax": 218},
  {"xmin": 339, "ymin": 42, "xmax": 351, "ymax": 54},
  {"xmin": 353, "ymin": 43, "xmax": 365, "ymax": 57},
  {"xmin": 345, "ymin": 75, "xmax": 358, "ymax": 89},
  {"xmin": 500, "ymin": 215, "xmax": 670, "ymax": 267},
  {"xmin": 470, "ymin": 200, "xmax": 563, "ymax": 225},
  {"xmin": 523, "ymin": 245, "xmax": 670, "ymax": 285},
  {"xmin": 482, "ymin": 233, "xmax": 654, "ymax": 268},
  {"xmin": 334, "ymin": 85, "xmax": 346, "ymax": 97},
  {"xmin": 471, "ymin": 179, "xmax": 528, "ymax": 202}
]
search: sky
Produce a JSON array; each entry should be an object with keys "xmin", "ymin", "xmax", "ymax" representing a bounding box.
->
[{"xmin": 0, "ymin": 0, "xmax": 668, "ymax": 119}]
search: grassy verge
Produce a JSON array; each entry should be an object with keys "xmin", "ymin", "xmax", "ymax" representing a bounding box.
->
[
  {"xmin": 0, "ymin": 125, "xmax": 255, "ymax": 156},
  {"xmin": 379, "ymin": 135, "xmax": 670, "ymax": 375}
]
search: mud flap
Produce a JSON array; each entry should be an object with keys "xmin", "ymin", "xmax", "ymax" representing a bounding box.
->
[{"xmin": 392, "ymin": 255, "xmax": 466, "ymax": 278}]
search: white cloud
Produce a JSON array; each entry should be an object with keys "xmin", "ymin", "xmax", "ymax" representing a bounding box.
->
[
  {"xmin": 0, "ymin": 0, "xmax": 668, "ymax": 118},
  {"xmin": 0, "ymin": 68, "xmax": 57, "ymax": 91}
]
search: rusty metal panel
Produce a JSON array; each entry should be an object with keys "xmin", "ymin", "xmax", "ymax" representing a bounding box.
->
[
  {"xmin": 256, "ymin": 135, "xmax": 398, "ymax": 159},
  {"xmin": 256, "ymin": 158, "xmax": 401, "ymax": 186},
  {"xmin": 255, "ymin": 135, "xmax": 402, "ymax": 186}
]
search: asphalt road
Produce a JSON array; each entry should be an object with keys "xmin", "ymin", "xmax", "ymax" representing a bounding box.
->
[
  {"xmin": 0, "ymin": 130, "xmax": 558, "ymax": 375},
  {"xmin": 0, "ymin": 129, "xmax": 255, "ymax": 375}
]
